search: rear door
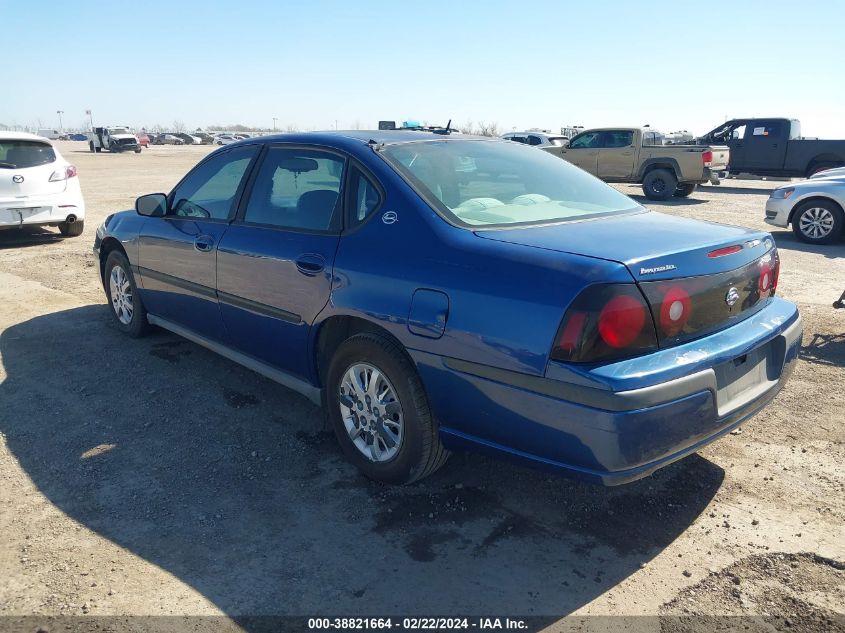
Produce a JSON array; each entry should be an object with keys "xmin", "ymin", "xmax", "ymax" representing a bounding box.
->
[
  {"xmin": 558, "ymin": 130, "xmax": 601, "ymax": 173},
  {"xmin": 137, "ymin": 144, "xmax": 259, "ymax": 341},
  {"xmin": 741, "ymin": 120, "xmax": 788, "ymax": 171},
  {"xmin": 216, "ymin": 145, "xmax": 346, "ymax": 379},
  {"xmin": 596, "ymin": 130, "xmax": 636, "ymax": 179}
]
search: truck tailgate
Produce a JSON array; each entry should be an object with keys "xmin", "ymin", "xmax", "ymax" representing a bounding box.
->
[{"xmin": 709, "ymin": 145, "xmax": 730, "ymax": 171}]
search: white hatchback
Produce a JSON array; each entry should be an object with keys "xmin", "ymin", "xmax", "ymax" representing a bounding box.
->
[{"xmin": 0, "ymin": 132, "xmax": 85, "ymax": 236}]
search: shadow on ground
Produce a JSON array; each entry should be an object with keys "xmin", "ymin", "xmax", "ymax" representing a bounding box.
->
[
  {"xmin": 628, "ymin": 195, "xmax": 707, "ymax": 207},
  {"xmin": 0, "ymin": 226, "xmax": 66, "ymax": 249},
  {"xmin": 0, "ymin": 306, "xmax": 724, "ymax": 628},
  {"xmin": 769, "ymin": 229, "xmax": 845, "ymax": 258}
]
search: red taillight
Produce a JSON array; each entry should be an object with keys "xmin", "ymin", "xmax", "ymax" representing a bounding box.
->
[
  {"xmin": 707, "ymin": 244, "xmax": 742, "ymax": 258},
  {"xmin": 702, "ymin": 150, "xmax": 713, "ymax": 166},
  {"xmin": 551, "ymin": 285, "xmax": 658, "ymax": 364},
  {"xmin": 66, "ymin": 165, "xmax": 77, "ymax": 178},
  {"xmin": 759, "ymin": 250, "xmax": 779, "ymax": 295},
  {"xmin": 557, "ymin": 311, "xmax": 586, "ymax": 352},
  {"xmin": 598, "ymin": 295, "xmax": 646, "ymax": 348},
  {"xmin": 658, "ymin": 286, "xmax": 692, "ymax": 336}
]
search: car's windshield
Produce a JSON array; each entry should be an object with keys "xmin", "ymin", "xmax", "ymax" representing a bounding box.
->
[
  {"xmin": 109, "ymin": 128, "xmax": 130, "ymax": 134},
  {"xmin": 0, "ymin": 140, "xmax": 57, "ymax": 169},
  {"xmin": 381, "ymin": 139, "xmax": 640, "ymax": 227}
]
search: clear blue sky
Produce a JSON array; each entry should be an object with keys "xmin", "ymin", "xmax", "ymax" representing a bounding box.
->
[{"xmin": 3, "ymin": 0, "xmax": 844, "ymax": 137}]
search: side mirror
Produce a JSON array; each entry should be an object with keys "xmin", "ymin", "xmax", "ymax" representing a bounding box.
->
[{"xmin": 136, "ymin": 193, "xmax": 167, "ymax": 217}]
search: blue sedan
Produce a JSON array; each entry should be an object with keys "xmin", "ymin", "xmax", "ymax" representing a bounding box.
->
[{"xmin": 93, "ymin": 130, "xmax": 802, "ymax": 485}]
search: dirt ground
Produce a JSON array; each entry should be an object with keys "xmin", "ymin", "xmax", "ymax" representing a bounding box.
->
[{"xmin": 0, "ymin": 141, "xmax": 843, "ymax": 632}]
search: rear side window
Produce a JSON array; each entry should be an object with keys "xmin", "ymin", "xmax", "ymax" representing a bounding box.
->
[
  {"xmin": 600, "ymin": 131, "xmax": 634, "ymax": 148},
  {"xmin": 347, "ymin": 167, "xmax": 382, "ymax": 228},
  {"xmin": 0, "ymin": 140, "xmax": 56, "ymax": 169},
  {"xmin": 171, "ymin": 145, "xmax": 258, "ymax": 220},
  {"xmin": 243, "ymin": 147, "xmax": 345, "ymax": 231}
]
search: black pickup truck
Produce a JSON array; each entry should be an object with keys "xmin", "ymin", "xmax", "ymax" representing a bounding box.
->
[{"xmin": 694, "ymin": 118, "xmax": 845, "ymax": 178}]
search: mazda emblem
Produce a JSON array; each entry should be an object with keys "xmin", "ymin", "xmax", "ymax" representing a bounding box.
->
[
  {"xmin": 12, "ymin": 175, "xmax": 24, "ymax": 183},
  {"xmin": 725, "ymin": 287, "xmax": 740, "ymax": 307}
]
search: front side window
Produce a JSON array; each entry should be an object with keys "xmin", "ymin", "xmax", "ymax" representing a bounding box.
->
[
  {"xmin": 243, "ymin": 147, "xmax": 344, "ymax": 231},
  {"xmin": 0, "ymin": 140, "xmax": 56, "ymax": 169},
  {"xmin": 171, "ymin": 145, "xmax": 257, "ymax": 220},
  {"xmin": 383, "ymin": 139, "xmax": 640, "ymax": 228},
  {"xmin": 568, "ymin": 132, "xmax": 601, "ymax": 149}
]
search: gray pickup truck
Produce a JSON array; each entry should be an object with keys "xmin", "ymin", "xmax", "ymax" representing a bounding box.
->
[{"xmin": 541, "ymin": 127, "xmax": 729, "ymax": 200}]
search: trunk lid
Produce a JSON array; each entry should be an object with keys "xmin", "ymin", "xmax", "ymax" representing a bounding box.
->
[
  {"xmin": 475, "ymin": 210, "xmax": 778, "ymax": 347},
  {"xmin": 474, "ymin": 210, "xmax": 771, "ymax": 280}
]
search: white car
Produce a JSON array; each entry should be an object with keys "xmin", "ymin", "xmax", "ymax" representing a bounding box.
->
[
  {"xmin": 502, "ymin": 131, "xmax": 571, "ymax": 147},
  {"xmin": 809, "ymin": 165, "xmax": 845, "ymax": 180},
  {"xmin": 0, "ymin": 132, "xmax": 85, "ymax": 236},
  {"xmin": 765, "ymin": 177, "xmax": 845, "ymax": 244},
  {"xmin": 213, "ymin": 134, "xmax": 238, "ymax": 145}
]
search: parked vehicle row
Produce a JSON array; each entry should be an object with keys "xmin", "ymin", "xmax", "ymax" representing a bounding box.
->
[{"xmin": 93, "ymin": 129, "xmax": 801, "ymax": 486}]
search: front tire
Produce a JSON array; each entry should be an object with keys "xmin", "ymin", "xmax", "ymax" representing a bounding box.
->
[
  {"xmin": 104, "ymin": 251, "xmax": 149, "ymax": 337},
  {"xmin": 674, "ymin": 183, "xmax": 697, "ymax": 198},
  {"xmin": 58, "ymin": 220, "xmax": 84, "ymax": 237},
  {"xmin": 642, "ymin": 169, "xmax": 677, "ymax": 201},
  {"xmin": 791, "ymin": 200, "xmax": 844, "ymax": 244},
  {"xmin": 327, "ymin": 333, "xmax": 448, "ymax": 484}
]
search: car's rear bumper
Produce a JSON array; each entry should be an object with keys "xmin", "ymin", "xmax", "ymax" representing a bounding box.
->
[
  {"xmin": 412, "ymin": 297, "xmax": 802, "ymax": 485},
  {"xmin": 0, "ymin": 194, "xmax": 85, "ymax": 228}
]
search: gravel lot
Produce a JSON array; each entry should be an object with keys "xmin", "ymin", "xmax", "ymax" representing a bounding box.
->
[{"xmin": 1, "ymin": 142, "xmax": 843, "ymax": 631}]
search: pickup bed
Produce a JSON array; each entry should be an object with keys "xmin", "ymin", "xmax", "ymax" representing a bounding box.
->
[
  {"xmin": 693, "ymin": 118, "xmax": 845, "ymax": 179},
  {"xmin": 542, "ymin": 127, "xmax": 729, "ymax": 200}
]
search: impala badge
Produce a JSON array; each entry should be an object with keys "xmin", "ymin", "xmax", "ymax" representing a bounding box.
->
[
  {"xmin": 382, "ymin": 211, "xmax": 398, "ymax": 225},
  {"xmin": 12, "ymin": 175, "xmax": 24, "ymax": 183},
  {"xmin": 725, "ymin": 287, "xmax": 740, "ymax": 307}
]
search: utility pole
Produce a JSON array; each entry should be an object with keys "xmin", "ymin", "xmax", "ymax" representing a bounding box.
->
[
  {"xmin": 57, "ymin": 110, "xmax": 64, "ymax": 132},
  {"xmin": 272, "ymin": 117, "xmax": 278, "ymax": 131}
]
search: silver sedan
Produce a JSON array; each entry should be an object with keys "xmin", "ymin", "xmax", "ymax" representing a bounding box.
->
[{"xmin": 765, "ymin": 176, "xmax": 845, "ymax": 244}]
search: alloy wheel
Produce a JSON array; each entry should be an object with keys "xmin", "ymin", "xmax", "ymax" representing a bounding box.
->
[
  {"xmin": 798, "ymin": 207, "xmax": 835, "ymax": 239},
  {"xmin": 109, "ymin": 265, "xmax": 134, "ymax": 325},
  {"xmin": 338, "ymin": 362, "xmax": 403, "ymax": 463}
]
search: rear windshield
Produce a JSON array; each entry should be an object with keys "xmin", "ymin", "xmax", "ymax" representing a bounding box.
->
[
  {"xmin": 0, "ymin": 140, "xmax": 56, "ymax": 169},
  {"xmin": 382, "ymin": 139, "xmax": 639, "ymax": 228}
]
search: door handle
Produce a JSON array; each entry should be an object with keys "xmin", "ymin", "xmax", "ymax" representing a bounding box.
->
[
  {"xmin": 194, "ymin": 235, "xmax": 214, "ymax": 252},
  {"xmin": 295, "ymin": 254, "xmax": 325, "ymax": 275}
]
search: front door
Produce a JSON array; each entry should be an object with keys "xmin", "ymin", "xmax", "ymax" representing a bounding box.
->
[
  {"xmin": 137, "ymin": 144, "xmax": 259, "ymax": 342},
  {"xmin": 596, "ymin": 130, "xmax": 636, "ymax": 180},
  {"xmin": 558, "ymin": 130, "xmax": 601, "ymax": 174},
  {"xmin": 216, "ymin": 145, "xmax": 346, "ymax": 379},
  {"xmin": 741, "ymin": 120, "xmax": 788, "ymax": 171}
]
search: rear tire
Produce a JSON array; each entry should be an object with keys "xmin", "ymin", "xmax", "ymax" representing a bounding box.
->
[
  {"xmin": 674, "ymin": 183, "xmax": 697, "ymax": 198},
  {"xmin": 104, "ymin": 251, "xmax": 149, "ymax": 337},
  {"xmin": 791, "ymin": 200, "xmax": 844, "ymax": 244},
  {"xmin": 642, "ymin": 169, "xmax": 677, "ymax": 201},
  {"xmin": 89, "ymin": 142, "xmax": 95, "ymax": 153},
  {"xmin": 327, "ymin": 333, "xmax": 448, "ymax": 484},
  {"xmin": 134, "ymin": 147, "xmax": 142, "ymax": 153},
  {"xmin": 58, "ymin": 220, "xmax": 84, "ymax": 237},
  {"xmin": 807, "ymin": 163, "xmax": 839, "ymax": 178}
]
